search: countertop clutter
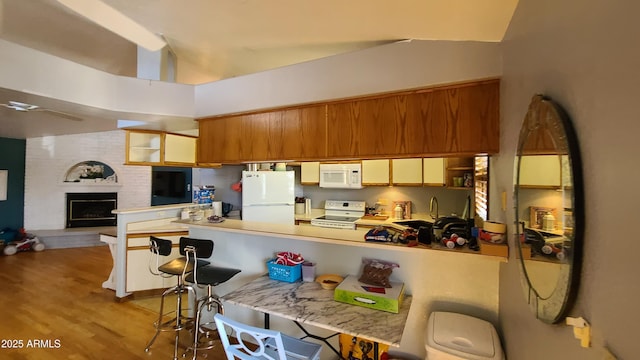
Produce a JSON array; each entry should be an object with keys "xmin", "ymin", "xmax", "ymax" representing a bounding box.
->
[
  {"xmin": 294, "ymin": 209, "xmax": 508, "ymax": 257},
  {"xmin": 177, "ymin": 212, "xmax": 506, "ymax": 258},
  {"xmin": 295, "ymin": 208, "xmax": 435, "ymax": 228}
]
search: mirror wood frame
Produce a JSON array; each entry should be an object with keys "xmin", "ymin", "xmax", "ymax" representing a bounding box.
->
[{"xmin": 514, "ymin": 94, "xmax": 584, "ymax": 323}]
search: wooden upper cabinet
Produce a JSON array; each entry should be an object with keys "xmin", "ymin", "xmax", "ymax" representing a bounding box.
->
[
  {"xmin": 454, "ymin": 80, "xmax": 500, "ymax": 154},
  {"xmin": 198, "ymin": 105, "xmax": 327, "ymax": 163},
  {"xmin": 406, "ymin": 79, "xmax": 500, "ymax": 155},
  {"xmin": 327, "ymin": 79, "xmax": 500, "ymax": 158},
  {"xmin": 327, "ymin": 95, "xmax": 410, "ymax": 158},
  {"xmin": 198, "ymin": 116, "xmax": 242, "ymax": 163},
  {"xmin": 198, "ymin": 79, "xmax": 500, "ymax": 164},
  {"xmin": 281, "ymin": 106, "xmax": 327, "ymax": 160}
]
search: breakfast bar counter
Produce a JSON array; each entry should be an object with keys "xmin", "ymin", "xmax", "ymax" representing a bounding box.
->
[
  {"xmin": 222, "ymin": 275, "xmax": 412, "ymax": 349},
  {"xmin": 175, "ymin": 215, "xmax": 502, "ymax": 358},
  {"xmin": 174, "ymin": 218, "xmax": 431, "ymax": 252}
]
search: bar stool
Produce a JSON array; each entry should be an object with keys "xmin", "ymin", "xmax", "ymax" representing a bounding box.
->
[
  {"xmin": 184, "ymin": 264, "xmax": 241, "ymax": 359},
  {"xmin": 145, "ymin": 236, "xmax": 213, "ymax": 360}
]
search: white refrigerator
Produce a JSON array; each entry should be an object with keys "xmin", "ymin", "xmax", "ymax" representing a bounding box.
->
[{"xmin": 241, "ymin": 171, "xmax": 295, "ymax": 225}]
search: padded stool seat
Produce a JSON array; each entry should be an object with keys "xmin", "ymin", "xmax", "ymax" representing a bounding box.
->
[
  {"xmin": 184, "ymin": 264, "xmax": 241, "ymax": 360},
  {"xmin": 185, "ymin": 265, "xmax": 241, "ymax": 285},
  {"xmin": 159, "ymin": 258, "xmax": 210, "ymax": 275}
]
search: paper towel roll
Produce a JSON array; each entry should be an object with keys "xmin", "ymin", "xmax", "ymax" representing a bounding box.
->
[
  {"xmin": 212, "ymin": 201, "xmax": 222, "ymax": 217},
  {"xmin": 304, "ymin": 198, "xmax": 311, "ymax": 214}
]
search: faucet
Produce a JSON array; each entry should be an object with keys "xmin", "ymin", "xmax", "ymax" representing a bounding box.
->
[{"xmin": 429, "ymin": 196, "xmax": 439, "ymax": 219}]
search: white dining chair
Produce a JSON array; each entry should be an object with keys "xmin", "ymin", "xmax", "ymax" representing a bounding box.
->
[{"xmin": 213, "ymin": 313, "xmax": 322, "ymax": 360}]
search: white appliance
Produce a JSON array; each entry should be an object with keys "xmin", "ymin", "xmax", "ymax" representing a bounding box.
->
[
  {"xmin": 242, "ymin": 171, "xmax": 295, "ymax": 225},
  {"xmin": 319, "ymin": 163, "xmax": 363, "ymax": 189},
  {"xmin": 311, "ymin": 200, "xmax": 366, "ymax": 230}
]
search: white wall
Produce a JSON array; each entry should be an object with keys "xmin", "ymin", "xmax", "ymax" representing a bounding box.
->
[
  {"xmin": 24, "ymin": 130, "xmax": 150, "ymax": 230},
  {"xmin": 0, "ymin": 39, "xmax": 194, "ymax": 117},
  {"xmin": 195, "ymin": 40, "xmax": 502, "ymax": 116},
  {"xmin": 495, "ymin": 0, "xmax": 640, "ymax": 359}
]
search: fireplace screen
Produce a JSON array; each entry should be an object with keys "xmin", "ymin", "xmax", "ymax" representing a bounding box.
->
[{"xmin": 66, "ymin": 192, "xmax": 117, "ymax": 228}]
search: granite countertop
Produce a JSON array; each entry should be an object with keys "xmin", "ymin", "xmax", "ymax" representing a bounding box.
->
[{"xmin": 222, "ymin": 275, "xmax": 412, "ymax": 347}]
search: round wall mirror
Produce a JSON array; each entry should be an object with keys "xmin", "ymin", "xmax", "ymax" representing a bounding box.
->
[{"xmin": 514, "ymin": 95, "xmax": 584, "ymax": 323}]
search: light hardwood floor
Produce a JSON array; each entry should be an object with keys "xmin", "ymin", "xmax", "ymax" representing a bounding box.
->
[{"xmin": 0, "ymin": 245, "xmax": 227, "ymax": 359}]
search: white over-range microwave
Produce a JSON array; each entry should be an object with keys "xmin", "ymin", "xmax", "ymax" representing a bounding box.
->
[{"xmin": 319, "ymin": 163, "xmax": 363, "ymax": 189}]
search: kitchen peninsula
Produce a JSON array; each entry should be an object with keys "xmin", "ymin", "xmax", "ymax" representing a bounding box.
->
[
  {"xmin": 109, "ymin": 203, "xmax": 503, "ymax": 355},
  {"xmin": 176, "ymin": 216, "xmax": 504, "ymax": 356}
]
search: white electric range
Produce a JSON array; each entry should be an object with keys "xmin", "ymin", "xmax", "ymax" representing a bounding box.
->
[{"xmin": 310, "ymin": 200, "xmax": 366, "ymax": 230}]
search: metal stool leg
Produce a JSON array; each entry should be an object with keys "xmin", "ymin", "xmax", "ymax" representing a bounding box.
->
[
  {"xmin": 187, "ymin": 285, "xmax": 225, "ymax": 360},
  {"xmin": 145, "ymin": 277, "xmax": 197, "ymax": 359},
  {"xmin": 145, "ymin": 284, "xmax": 177, "ymax": 352}
]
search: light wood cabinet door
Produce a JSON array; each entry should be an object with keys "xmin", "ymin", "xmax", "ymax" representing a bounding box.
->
[
  {"xmin": 362, "ymin": 159, "xmax": 390, "ymax": 185},
  {"xmin": 391, "ymin": 158, "xmax": 422, "ymax": 185},
  {"xmin": 423, "ymin": 158, "xmax": 445, "ymax": 186},
  {"xmin": 164, "ymin": 133, "xmax": 197, "ymax": 165},
  {"xmin": 300, "ymin": 162, "xmax": 320, "ymax": 185},
  {"xmin": 519, "ymin": 155, "xmax": 561, "ymax": 188}
]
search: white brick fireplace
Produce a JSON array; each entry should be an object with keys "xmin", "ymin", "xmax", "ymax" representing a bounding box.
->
[{"xmin": 24, "ymin": 130, "xmax": 151, "ymax": 230}]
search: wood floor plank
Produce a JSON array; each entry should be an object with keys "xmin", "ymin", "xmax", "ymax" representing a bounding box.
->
[{"xmin": 0, "ymin": 246, "xmax": 227, "ymax": 360}]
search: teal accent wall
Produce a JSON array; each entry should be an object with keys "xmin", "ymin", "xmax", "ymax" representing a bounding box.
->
[{"xmin": 0, "ymin": 137, "xmax": 26, "ymax": 230}]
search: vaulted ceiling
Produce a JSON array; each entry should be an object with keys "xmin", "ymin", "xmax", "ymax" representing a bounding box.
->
[{"xmin": 0, "ymin": 0, "xmax": 518, "ymax": 139}]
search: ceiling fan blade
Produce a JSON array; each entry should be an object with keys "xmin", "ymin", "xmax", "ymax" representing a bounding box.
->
[
  {"xmin": 1, "ymin": 101, "xmax": 37, "ymax": 111},
  {"xmin": 56, "ymin": 0, "xmax": 166, "ymax": 51}
]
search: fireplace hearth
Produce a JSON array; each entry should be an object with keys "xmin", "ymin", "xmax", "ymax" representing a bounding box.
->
[{"xmin": 66, "ymin": 192, "xmax": 117, "ymax": 228}]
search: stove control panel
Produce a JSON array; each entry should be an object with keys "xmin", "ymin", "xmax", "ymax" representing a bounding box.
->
[{"xmin": 325, "ymin": 200, "xmax": 366, "ymax": 211}]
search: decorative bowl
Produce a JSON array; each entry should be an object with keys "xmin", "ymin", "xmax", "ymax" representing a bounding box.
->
[{"xmin": 315, "ymin": 274, "xmax": 344, "ymax": 290}]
